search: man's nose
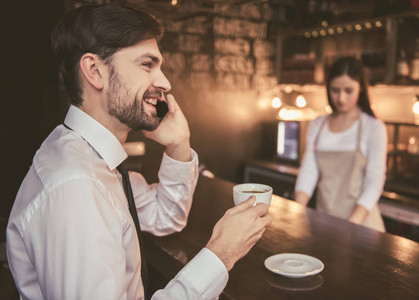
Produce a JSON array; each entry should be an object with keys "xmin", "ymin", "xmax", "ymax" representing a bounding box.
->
[{"xmin": 153, "ymin": 69, "xmax": 171, "ymax": 93}]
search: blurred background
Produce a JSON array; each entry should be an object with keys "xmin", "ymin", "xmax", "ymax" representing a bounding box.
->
[{"xmin": 1, "ymin": 4, "xmax": 419, "ymax": 294}]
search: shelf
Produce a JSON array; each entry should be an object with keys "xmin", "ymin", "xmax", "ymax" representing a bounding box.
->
[
  {"xmin": 276, "ymin": 10, "xmax": 419, "ymax": 86},
  {"xmin": 385, "ymin": 121, "xmax": 419, "ymax": 127},
  {"xmin": 280, "ymin": 10, "xmax": 419, "ymax": 38},
  {"xmin": 387, "ymin": 149, "xmax": 419, "ymax": 157}
]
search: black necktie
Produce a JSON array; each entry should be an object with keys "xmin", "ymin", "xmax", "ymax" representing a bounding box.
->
[{"xmin": 117, "ymin": 164, "xmax": 150, "ymax": 299}]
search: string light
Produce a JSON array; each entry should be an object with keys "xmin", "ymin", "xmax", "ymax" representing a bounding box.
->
[
  {"xmin": 284, "ymin": 85, "xmax": 293, "ymax": 93},
  {"xmin": 301, "ymin": 19, "xmax": 385, "ymax": 39}
]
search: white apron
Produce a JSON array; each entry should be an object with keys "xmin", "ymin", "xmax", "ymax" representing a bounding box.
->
[{"xmin": 314, "ymin": 115, "xmax": 385, "ymax": 232}]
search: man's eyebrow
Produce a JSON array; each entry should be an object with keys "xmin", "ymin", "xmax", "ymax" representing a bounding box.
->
[{"xmin": 134, "ymin": 53, "xmax": 161, "ymax": 63}]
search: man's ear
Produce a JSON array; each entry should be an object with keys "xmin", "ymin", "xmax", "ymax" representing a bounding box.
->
[{"xmin": 79, "ymin": 53, "xmax": 105, "ymax": 90}]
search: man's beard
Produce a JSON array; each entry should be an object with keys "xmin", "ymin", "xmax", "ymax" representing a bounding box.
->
[{"xmin": 106, "ymin": 64, "xmax": 160, "ymax": 131}]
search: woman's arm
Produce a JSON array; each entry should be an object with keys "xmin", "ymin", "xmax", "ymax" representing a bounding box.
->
[
  {"xmin": 294, "ymin": 191, "xmax": 311, "ymax": 206},
  {"xmin": 348, "ymin": 204, "xmax": 369, "ymax": 224},
  {"xmin": 356, "ymin": 118, "xmax": 388, "ymax": 211}
]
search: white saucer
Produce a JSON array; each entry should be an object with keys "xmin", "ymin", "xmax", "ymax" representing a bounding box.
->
[{"xmin": 264, "ymin": 253, "xmax": 324, "ymax": 278}]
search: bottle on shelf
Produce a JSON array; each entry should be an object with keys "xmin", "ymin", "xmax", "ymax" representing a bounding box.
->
[
  {"xmin": 396, "ymin": 49, "xmax": 410, "ymax": 85},
  {"xmin": 410, "ymin": 38, "xmax": 419, "ymax": 84}
]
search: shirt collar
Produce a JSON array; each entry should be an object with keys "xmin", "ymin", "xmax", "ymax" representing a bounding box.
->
[{"xmin": 64, "ymin": 105, "xmax": 127, "ymax": 171}]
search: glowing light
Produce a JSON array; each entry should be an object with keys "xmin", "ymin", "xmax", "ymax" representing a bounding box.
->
[
  {"xmin": 328, "ymin": 28, "xmax": 335, "ymax": 35},
  {"xmin": 277, "ymin": 123, "xmax": 285, "ymax": 154},
  {"xmin": 355, "ymin": 24, "xmax": 362, "ymax": 31},
  {"xmin": 375, "ymin": 21, "xmax": 382, "ymax": 27},
  {"xmin": 365, "ymin": 22, "xmax": 372, "ymax": 29},
  {"xmin": 320, "ymin": 29, "xmax": 326, "ymax": 36},
  {"xmin": 304, "ymin": 32, "xmax": 311, "ymax": 38},
  {"xmin": 336, "ymin": 27, "xmax": 343, "ymax": 33},
  {"xmin": 284, "ymin": 85, "xmax": 293, "ymax": 93},
  {"xmin": 321, "ymin": 21, "xmax": 328, "ymax": 27},
  {"xmin": 312, "ymin": 31, "xmax": 319, "ymax": 37},
  {"xmin": 257, "ymin": 98, "xmax": 270, "ymax": 109},
  {"xmin": 272, "ymin": 97, "xmax": 282, "ymax": 108},
  {"xmin": 171, "ymin": 0, "xmax": 178, "ymax": 5},
  {"xmin": 279, "ymin": 108, "xmax": 302, "ymax": 120},
  {"xmin": 413, "ymin": 101, "xmax": 419, "ymax": 114},
  {"xmin": 296, "ymin": 95, "xmax": 306, "ymax": 108}
]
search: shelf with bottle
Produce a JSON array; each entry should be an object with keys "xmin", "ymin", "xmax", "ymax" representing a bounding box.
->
[
  {"xmin": 397, "ymin": 38, "xmax": 419, "ymax": 85},
  {"xmin": 277, "ymin": 10, "xmax": 419, "ymax": 86},
  {"xmin": 386, "ymin": 117, "xmax": 419, "ymax": 156}
]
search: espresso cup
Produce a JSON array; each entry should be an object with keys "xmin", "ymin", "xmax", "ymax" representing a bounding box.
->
[{"xmin": 233, "ymin": 183, "xmax": 273, "ymax": 206}]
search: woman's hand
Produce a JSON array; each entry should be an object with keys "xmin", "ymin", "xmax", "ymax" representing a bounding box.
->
[{"xmin": 348, "ymin": 204, "xmax": 369, "ymax": 225}]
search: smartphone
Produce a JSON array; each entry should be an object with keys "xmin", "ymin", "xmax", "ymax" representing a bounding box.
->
[{"xmin": 156, "ymin": 100, "xmax": 169, "ymax": 122}]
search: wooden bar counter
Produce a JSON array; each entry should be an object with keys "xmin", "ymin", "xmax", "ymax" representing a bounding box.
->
[{"xmin": 143, "ymin": 175, "xmax": 419, "ymax": 299}]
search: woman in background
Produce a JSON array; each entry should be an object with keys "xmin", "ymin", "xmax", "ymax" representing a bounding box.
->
[{"xmin": 294, "ymin": 56, "xmax": 387, "ymax": 232}]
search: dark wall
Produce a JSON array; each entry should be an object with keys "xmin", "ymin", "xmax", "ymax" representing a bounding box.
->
[
  {"xmin": 0, "ymin": 1, "xmax": 65, "ymax": 219},
  {"xmin": 128, "ymin": 8, "xmax": 282, "ymax": 183}
]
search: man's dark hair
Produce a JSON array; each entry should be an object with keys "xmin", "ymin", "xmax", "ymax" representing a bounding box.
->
[
  {"xmin": 51, "ymin": 4, "xmax": 164, "ymax": 106},
  {"xmin": 326, "ymin": 56, "xmax": 375, "ymax": 117}
]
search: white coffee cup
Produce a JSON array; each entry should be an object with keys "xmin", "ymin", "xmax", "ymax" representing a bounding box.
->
[{"xmin": 233, "ymin": 183, "xmax": 273, "ymax": 206}]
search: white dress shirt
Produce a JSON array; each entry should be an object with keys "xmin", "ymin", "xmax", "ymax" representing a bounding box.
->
[
  {"xmin": 7, "ymin": 105, "xmax": 228, "ymax": 300},
  {"xmin": 295, "ymin": 112, "xmax": 387, "ymax": 211}
]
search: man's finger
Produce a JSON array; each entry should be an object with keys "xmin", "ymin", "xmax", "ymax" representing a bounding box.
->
[{"xmin": 166, "ymin": 94, "xmax": 179, "ymax": 113}]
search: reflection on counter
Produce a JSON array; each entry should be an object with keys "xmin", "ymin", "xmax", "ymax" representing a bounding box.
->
[{"xmin": 265, "ymin": 272, "xmax": 324, "ymax": 291}]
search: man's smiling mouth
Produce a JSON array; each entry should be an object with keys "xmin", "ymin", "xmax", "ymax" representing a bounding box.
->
[{"xmin": 144, "ymin": 98, "xmax": 158, "ymax": 106}]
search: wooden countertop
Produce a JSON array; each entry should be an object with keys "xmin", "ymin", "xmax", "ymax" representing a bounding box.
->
[{"xmin": 143, "ymin": 175, "xmax": 419, "ymax": 299}]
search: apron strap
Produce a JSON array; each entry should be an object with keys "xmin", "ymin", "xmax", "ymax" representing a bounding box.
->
[
  {"xmin": 356, "ymin": 112, "xmax": 363, "ymax": 151},
  {"xmin": 314, "ymin": 117, "xmax": 328, "ymax": 150},
  {"xmin": 315, "ymin": 112, "xmax": 363, "ymax": 151}
]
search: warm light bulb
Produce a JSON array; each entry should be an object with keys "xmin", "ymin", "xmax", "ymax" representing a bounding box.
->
[
  {"xmin": 413, "ymin": 101, "xmax": 419, "ymax": 114},
  {"xmin": 171, "ymin": 0, "xmax": 178, "ymax": 5},
  {"xmin": 272, "ymin": 97, "xmax": 281, "ymax": 108},
  {"xmin": 284, "ymin": 85, "xmax": 293, "ymax": 93},
  {"xmin": 279, "ymin": 108, "xmax": 301, "ymax": 120},
  {"xmin": 296, "ymin": 95, "xmax": 306, "ymax": 108}
]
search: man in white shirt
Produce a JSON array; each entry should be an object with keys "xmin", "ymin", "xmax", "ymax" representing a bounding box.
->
[{"xmin": 6, "ymin": 4, "xmax": 272, "ymax": 300}]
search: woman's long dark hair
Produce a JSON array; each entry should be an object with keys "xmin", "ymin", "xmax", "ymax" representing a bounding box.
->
[{"xmin": 326, "ymin": 56, "xmax": 375, "ymax": 117}]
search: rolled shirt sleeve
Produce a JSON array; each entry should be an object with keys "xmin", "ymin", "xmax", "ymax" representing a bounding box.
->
[
  {"xmin": 130, "ymin": 149, "xmax": 199, "ymax": 236},
  {"xmin": 356, "ymin": 120, "xmax": 387, "ymax": 211}
]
